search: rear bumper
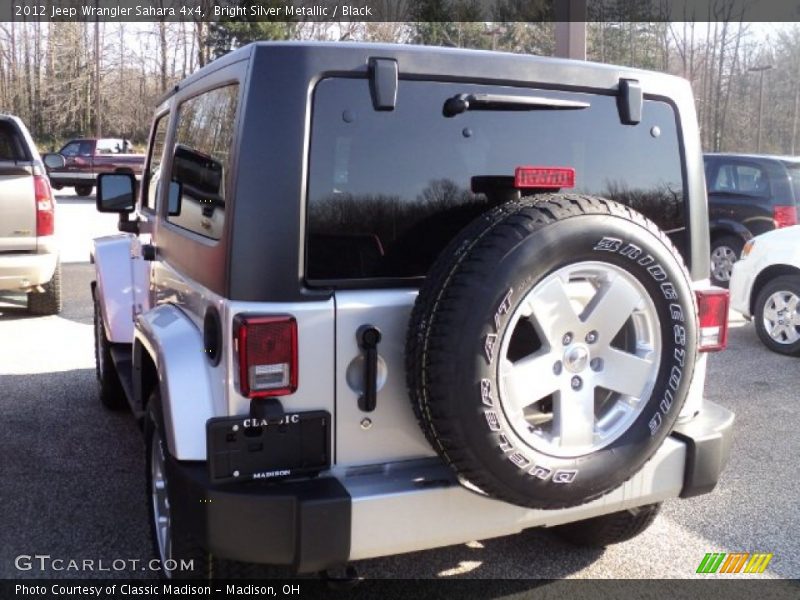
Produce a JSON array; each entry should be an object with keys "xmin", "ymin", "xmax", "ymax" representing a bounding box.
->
[
  {"xmin": 0, "ymin": 247, "xmax": 58, "ymax": 291},
  {"xmin": 166, "ymin": 457, "xmax": 351, "ymax": 574},
  {"xmin": 169, "ymin": 400, "xmax": 733, "ymax": 571},
  {"xmin": 672, "ymin": 400, "xmax": 735, "ymax": 498}
]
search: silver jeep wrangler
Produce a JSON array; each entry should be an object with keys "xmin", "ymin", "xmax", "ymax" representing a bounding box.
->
[{"xmin": 91, "ymin": 42, "xmax": 734, "ymax": 577}]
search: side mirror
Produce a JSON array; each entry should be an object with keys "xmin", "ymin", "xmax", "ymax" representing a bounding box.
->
[
  {"xmin": 167, "ymin": 180, "xmax": 182, "ymax": 216},
  {"xmin": 42, "ymin": 153, "xmax": 66, "ymax": 170},
  {"xmin": 97, "ymin": 173, "xmax": 136, "ymax": 214}
]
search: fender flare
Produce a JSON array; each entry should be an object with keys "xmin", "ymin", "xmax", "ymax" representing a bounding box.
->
[
  {"xmin": 709, "ymin": 219, "xmax": 752, "ymax": 243},
  {"xmin": 135, "ymin": 304, "xmax": 217, "ymax": 460},
  {"xmin": 92, "ymin": 234, "xmax": 148, "ymax": 343}
]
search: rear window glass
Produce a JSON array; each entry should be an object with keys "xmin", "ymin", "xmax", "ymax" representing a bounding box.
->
[
  {"xmin": 710, "ymin": 162, "xmax": 770, "ymax": 197},
  {"xmin": 307, "ymin": 78, "xmax": 686, "ymax": 282},
  {"xmin": 0, "ymin": 121, "xmax": 26, "ymax": 161}
]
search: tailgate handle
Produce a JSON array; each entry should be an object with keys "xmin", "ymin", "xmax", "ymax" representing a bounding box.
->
[{"xmin": 357, "ymin": 325, "xmax": 382, "ymax": 412}]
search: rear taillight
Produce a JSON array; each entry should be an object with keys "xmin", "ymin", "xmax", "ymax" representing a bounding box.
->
[
  {"xmin": 773, "ymin": 205, "xmax": 797, "ymax": 229},
  {"xmin": 696, "ymin": 289, "xmax": 730, "ymax": 352},
  {"xmin": 234, "ymin": 315, "xmax": 297, "ymax": 397},
  {"xmin": 34, "ymin": 175, "xmax": 55, "ymax": 236}
]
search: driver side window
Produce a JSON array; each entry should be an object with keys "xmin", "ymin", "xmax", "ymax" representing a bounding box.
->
[{"xmin": 61, "ymin": 142, "xmax": 80, "ymax": 157}]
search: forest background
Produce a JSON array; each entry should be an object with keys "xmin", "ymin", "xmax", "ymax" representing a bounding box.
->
[{"xmin": 0, "ymin": 0, "xmax": 796, "ymax": 155}]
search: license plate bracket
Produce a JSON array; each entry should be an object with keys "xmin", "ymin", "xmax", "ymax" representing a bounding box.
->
[{"xmin": 206, "ymin": 411, "xmax": 330, "ymax": 483}]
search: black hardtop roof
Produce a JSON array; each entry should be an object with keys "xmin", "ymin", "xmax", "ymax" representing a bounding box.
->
[
  {"xmin": 156, "ymin": 41, "xmax": 709, "ymax": 301},
  {"xmin": 160, "ymin": 40, "xmax": 689, "ymax": 105}
]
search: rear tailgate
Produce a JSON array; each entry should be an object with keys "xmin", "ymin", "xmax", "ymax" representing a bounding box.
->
[{"xmin": 0, "ymin": 120, "xmax": 36, "ymax": 253}]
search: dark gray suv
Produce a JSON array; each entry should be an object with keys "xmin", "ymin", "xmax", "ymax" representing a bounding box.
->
[{"xmin": 705, "ymin": 153, "xmax": 800, "ymax": 286}]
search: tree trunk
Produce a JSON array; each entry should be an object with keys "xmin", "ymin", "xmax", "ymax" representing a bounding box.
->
[{"xmin": 95, "ymin": 12, "xmax": 101, "ymax": 138}]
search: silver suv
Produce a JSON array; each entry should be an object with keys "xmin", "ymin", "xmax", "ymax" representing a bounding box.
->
[
  {"xmin": 0, "ymin": 115, "xmax": 62, "ymax": 315},
  {"xmin": 91, "ymin": 43, "xmax": 734, "ymax": 578}
]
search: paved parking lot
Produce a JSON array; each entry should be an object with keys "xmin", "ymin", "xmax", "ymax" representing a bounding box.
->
[{"xmin": 0, "ymin": 192, "xmax": 798, "ymax": 581}]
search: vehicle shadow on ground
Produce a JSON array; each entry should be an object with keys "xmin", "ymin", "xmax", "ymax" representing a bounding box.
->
[
  {"xmin": 662, "ymin": 320, "xmax": 800, "ymax": 579},
  {"xmin": 0, "ymin": 297, "xmax": 29, "ymax": 319},
  {"xmin": 0, "ymin": 369, "xmax": 151, "ymax": 579},
  {"xmin": 353, "ymin": 529, "xmax": 604, "ymax": 580},
  {"xmin": 0, "ymin": 264, "xmax": 94, "ymax": 326}
]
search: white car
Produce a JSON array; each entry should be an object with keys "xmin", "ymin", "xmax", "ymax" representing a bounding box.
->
[{"xmin": 730, "ymin": 224, "xmax": 800, "ymax": 355}]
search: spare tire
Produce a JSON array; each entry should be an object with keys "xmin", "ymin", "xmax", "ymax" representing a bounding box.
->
[{"xmin": 406, "ymin": 195, "xmax": 697, "ymax": 509}]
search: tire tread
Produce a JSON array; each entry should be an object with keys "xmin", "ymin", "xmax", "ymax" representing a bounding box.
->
[
  {"xmin": 27, "ymin": 261, "xmax": 62, "ymax": 315},
  {"xmin": 406, "ymin": 194, "xmax": 695, "ymax": 509}
]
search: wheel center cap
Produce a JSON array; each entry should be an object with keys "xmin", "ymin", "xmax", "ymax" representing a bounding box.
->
[{"xmin": 563, "ymin": 344, "xmax": 589, "ymax": 373}]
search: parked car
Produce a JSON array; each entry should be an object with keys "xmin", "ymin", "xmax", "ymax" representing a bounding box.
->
[
  {"xmin": 43, "ymin": 137, "xmax": 145, "ymax": 198},
  {"xmin": 730, "ymin": 225, "xmax": 800, "ymax": 355},
  {"xmin": 91, "ymin": 42, "xmax": 733, "ymax": 578},
  {"xmin": 704, "ymin": 153, "xmax": 800, "ymax": 286},
  {"xmin": 0, "ymin": 114, "xmax": 63, "ymax": 314}
]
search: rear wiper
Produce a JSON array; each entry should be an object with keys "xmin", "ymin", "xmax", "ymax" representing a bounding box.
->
[{"xmin": 443, "ymin": 93, "xmax": 590, "ymax": 117}]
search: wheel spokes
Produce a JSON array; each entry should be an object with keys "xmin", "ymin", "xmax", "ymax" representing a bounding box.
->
[
  {"xmin": 783, "ymin": 324, "xmax": 800, "ymax": 344},
  {"xmin": 528, "ymin": 275, "xmax": 581, "ymax": 346},
  {"xmin": 581, "ymin": 274, "xmax": 642, "ymax": 343},
  {"xmin": 501, "ymin": 355, "xmax": 560, "ymax": 415},
  {"xmin": 764, "ymin": 306, "xmax": 779, "ymax": 322},
  {"xmin": 498, "ymin": 261, "xmax": 662, "ymax": 458},
  {"xmin": 598, "ymin": 348, "xmax": 655, "ymax": 399},
  {"xmin": 553, "ymin": 385, "xmax": 596, "ymax": 448}
]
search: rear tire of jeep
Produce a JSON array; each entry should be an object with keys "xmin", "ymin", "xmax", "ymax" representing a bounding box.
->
[
  {"xmin": 406, "ymin": 195, "xmax": 698, "ymax": 509},
  {"xmin": 145, "ymin": 391, "xmax": 290, "ymax": 579},
  {"xmin": 75, "ymin": 184, "xmax": 93, "ymax": 197},
  {"xmin": 145, "ymin": 392, "xmax": 209, "ymax": 579},
  {"xmin": 550, "ymin": 503, "xmax": 662, "ymax": 547},
  {"xmin": 93, "ymin": 296, "xmax": 128, "ymax": 410},
  {"xmin": 27, "ymin": 261, "xmax": 62, "ymax": 315}
]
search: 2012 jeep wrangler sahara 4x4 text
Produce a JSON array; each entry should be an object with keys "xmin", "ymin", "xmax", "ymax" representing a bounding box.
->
[{"xmin": 91, "ymin": 42, "xmax": 734, "ymax": 577}]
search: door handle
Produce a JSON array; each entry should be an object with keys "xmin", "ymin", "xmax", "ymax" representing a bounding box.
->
[{"xmin": 357, "ymin": 325, "xmax": 382, "ymax": 412}]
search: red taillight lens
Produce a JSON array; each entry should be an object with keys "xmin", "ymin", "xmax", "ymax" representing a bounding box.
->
[
  {"xmin": 514, "ymin": 166, "xmax": 575, "ymax": 189},
  {"xmin": 773, "ymin": 205, "xmax": 798, "ymax": 229},
  {"xmin": 234, "ymin": 315, "xmax": 297, "ymax": 397},
  {"xmin": 34, "ymin": 175, "xmax": 55, "ymax": 236},
  {"xmin": 696, "ymin": 288, "xmax": 730, "ymax": 352}
]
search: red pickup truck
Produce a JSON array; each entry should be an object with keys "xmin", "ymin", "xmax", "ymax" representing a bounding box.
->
[{"xmin": 44, "ymin": 138, "xmax": 145, "ymax": 197}]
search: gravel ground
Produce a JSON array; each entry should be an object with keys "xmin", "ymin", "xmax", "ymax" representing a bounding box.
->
[{"xmin": 0, "ymin": 196, "xmax": 798, "ymax": 582}]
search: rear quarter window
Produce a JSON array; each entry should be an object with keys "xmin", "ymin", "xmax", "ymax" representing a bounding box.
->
[
  {"xmin": 306, "ymin": 78, "xmax": 687, "ymax": 283},
  {"xmin": 166, "ymin": 84, "xmax": 239, "ymax": 240},
  {"xmin": 710, "ymin": 162, "xmax": 770, "ymax": 198},
  {"xmin": 0, "ymin": 121, "xmax": 27, "ymax": 161}
]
